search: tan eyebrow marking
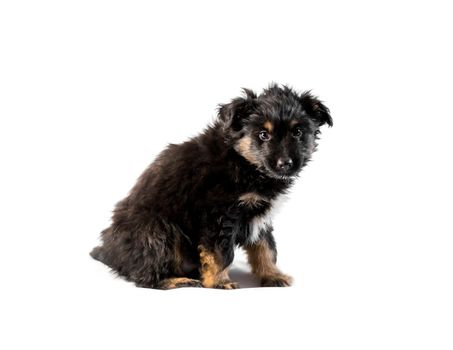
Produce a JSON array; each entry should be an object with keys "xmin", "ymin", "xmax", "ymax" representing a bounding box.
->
[
  {"xmin": 263, "ymin": 121, "xmax": 273, "ymax": 132},
  {"xmin": 290, "ymin": 120, "xmax": 299, "ymax": 127}
]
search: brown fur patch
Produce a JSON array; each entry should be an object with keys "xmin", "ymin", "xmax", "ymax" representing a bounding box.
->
[
  {"xmin": 263, "ymin": 120, "xmax": 273, "ymax": 132},
  {"xmin": 198, "ymin": 246, "xmax": 238, "ymax": 289},
  {"xmin": 238, "ymin": 192, "xmax": 269, "ymax": 207},
  {"xmin": 218, "ymin": 268, "xmax": 230, "ymax": 281},
  {"xmin": 216, "ymin": 281, "xmax": 239, "ymax": 289},
  {"xmin": 215, "ymin": 268, "xmax": 239, "ymax": 289},
  {"xmin": 245, "ymin": 240, "xmax": 292, "ymax": 287},
  {"xmin": 157, "ymin": 277, "xmax": 202, "ymax": 289},
  {"xmin": 198, "ymin": 245, "xmax": 222, "ymax": 288},
  {"xmin": 234, "ymin": 136, "xmax": 260, "ymax": 167},
  {"xmin": 245, "ymin": 239, "xmax": 279, "ymax": 277}
]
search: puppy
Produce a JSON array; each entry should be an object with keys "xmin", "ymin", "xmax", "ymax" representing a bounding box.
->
[{"xmin": 90, "ymin": 84, "xmax": 332, "ymax": 289}]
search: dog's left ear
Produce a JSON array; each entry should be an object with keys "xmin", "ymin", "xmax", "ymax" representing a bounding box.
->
[
  {"xmin": 300, "ymin": 92, "xmax": 333, "ymax": 127},
  {"xmin": 218, "ymin": 88, "xmax": 257, "ymax": 132}
]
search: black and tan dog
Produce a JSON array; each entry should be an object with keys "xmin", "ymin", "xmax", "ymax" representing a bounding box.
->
[{"xmin": 91, "ymin": 84, "xmax": 332, "ymax": 289}]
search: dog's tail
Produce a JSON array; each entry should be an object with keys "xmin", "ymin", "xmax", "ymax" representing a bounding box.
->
[{"xmin": 90, "ymin": 246, "xmax": 106, "ymax": 264}]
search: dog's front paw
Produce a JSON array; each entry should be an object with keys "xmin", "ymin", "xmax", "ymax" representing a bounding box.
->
[
  {"xmin": 215, "ymin": 280, "xmax": 240, "ymax": 290},
  {"xmin": 261, "ymin": 273, "xmax": 293, "ymax": 287}
]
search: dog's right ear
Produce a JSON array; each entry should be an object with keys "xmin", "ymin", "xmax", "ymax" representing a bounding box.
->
[{"xmin": 218, "ymin": 88, "xmax": 256, "ymax": 132}]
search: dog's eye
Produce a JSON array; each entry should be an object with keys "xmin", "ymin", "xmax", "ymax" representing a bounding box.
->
[
  {"xmin": 292, "ymin": 127, "xmax": 303, "ymax": 138},
  {"xmin": 259, "ymin": 130, "xmax": 271, "ymax": 142}
]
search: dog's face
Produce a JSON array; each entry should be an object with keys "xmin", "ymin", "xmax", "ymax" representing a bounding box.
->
[{"xmin": 219, "ymin": 85, "xmax": 332, "ymax": 179}]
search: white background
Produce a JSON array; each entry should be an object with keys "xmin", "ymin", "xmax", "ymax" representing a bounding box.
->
[{"xmin": 1, "ymin": 1, "xmax": 452, "ymax": 349}]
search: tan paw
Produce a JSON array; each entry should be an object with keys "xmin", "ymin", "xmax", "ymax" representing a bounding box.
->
[
  {"xmin": 214, "ymin": 280, "xmax": 240, "ymax": 290},
  {"xmin": 261, "ymin": 274, "xmax": 293, "ymax": 287}
]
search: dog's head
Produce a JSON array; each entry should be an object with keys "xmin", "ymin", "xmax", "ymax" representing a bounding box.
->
[{"xmin": 219, "ymin": 84, "xmax": 332, "ymax": 179}]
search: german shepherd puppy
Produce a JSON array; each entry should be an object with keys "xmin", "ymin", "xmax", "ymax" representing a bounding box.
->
[{"xmin": 91, "ymin": 84, "xmax": 332, "ymax": 289}]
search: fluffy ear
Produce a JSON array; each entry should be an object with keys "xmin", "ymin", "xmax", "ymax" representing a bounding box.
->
[
  {"xmin": 300, "ymin": 92, "xmax": 333, "ymax": 127},
  {"xmin": 218, "ymin": 88, "xmax": 256, "ymax": 132}
]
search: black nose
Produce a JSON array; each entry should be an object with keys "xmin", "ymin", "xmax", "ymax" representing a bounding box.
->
[{"xmin": 276, "ymin": 157, "xmax": 293, "ymax": 171}]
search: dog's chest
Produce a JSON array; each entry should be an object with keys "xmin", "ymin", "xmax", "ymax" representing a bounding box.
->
[{"xmin": 237, "ymin": 192, "xmax": 286, "ymax": 244}]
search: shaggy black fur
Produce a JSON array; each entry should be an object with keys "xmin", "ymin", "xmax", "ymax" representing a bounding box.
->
[{"xmin": 91, "ymin": 84, "xmax": 332, "ymax": 289}]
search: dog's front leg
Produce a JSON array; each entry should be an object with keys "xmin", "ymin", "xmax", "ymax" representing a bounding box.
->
[
  {"xmin": 198, "ymin": 243, "xmax": 238, "ymax": 289},
  {"xmin": 197, "ymin": 212, "xmax": 239, "ymax": 289},
  {"xmin": 198, "ymin": 218, "xmax": 239, "ymax": 289},
  {"xmin": 245, "ymin": 228, "xmax": 293, "ymax": 287}
]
